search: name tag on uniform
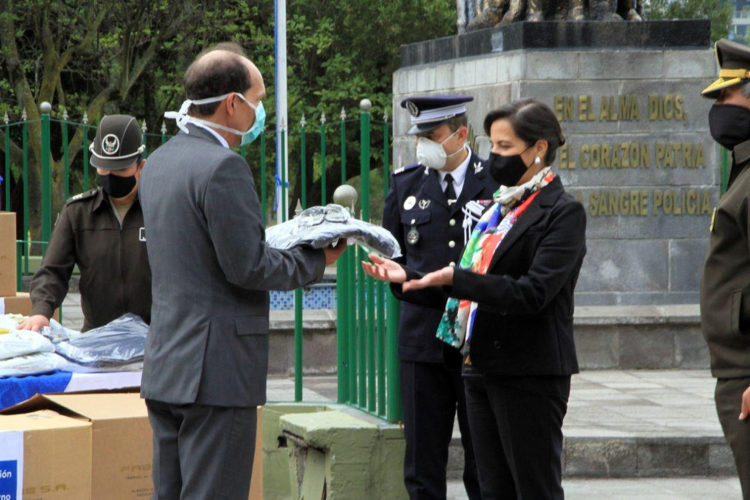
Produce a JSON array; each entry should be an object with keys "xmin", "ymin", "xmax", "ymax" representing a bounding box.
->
[{"xmin": 139, "ymin": 227, "xmax": 147, "ymax": 242}]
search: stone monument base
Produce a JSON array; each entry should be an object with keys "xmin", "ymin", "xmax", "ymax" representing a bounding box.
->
[{"xmin": 394, "ymin": 21, "xmax": 716, "ymax": 305}]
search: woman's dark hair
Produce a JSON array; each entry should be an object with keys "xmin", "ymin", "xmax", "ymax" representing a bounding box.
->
[
  {"xmin": 483, "ymin": 99, "xmax": 566, "ymax": 164},
  {"xmin": 183, "ymin": 47, "xmax": 251, "ymax": 117}
]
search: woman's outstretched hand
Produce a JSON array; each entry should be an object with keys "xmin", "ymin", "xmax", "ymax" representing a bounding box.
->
[
  {"xmin": 361, "ymin": 254, "xmax": 407, "ymax": 283},
  {"xmin": 401, "ymin": 266, "xmax": 454, "ymax": 291}
]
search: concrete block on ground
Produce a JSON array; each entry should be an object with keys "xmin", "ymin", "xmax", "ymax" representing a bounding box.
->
[
  {"xmin": 563, "ymin": 438, "xmax": 638, "ymax": 478},
  {"xmin": 265, "ymin": 404, "xmax": 407, "ymax": 499},
  {"xmin": 636, "ymin": 438, "xmax": 708, "ymax": 476}
]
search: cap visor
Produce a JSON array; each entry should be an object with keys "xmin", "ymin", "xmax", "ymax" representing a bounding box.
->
[
  {"xmin": 90, "ymin": 155, "xmax": 139, "ymax": 171},
  {"xmin": 701, "ymin": 77, "xmax": 743, "ymax": 98},
  {"xmin": 407, "ymin": 121, "xmax": 445, "ymax": 135}
]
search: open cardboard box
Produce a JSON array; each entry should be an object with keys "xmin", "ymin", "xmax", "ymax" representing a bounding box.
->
[
  {"xmin": 3, "ymin": 393, "xmax": 263, "ymax": 499},
  {"xmin": 0, "ymin": 409, "xmax": 92, "ymax": 499}
]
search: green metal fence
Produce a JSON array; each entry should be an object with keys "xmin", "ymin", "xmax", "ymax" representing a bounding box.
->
[{"xmin": 1, "ymin": 100, "xmax": 402, "ymax": 422}]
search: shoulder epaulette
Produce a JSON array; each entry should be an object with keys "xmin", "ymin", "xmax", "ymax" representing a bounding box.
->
[
  {"xmin": 392, "ymin": 163, "xmax": 421, "ymax": 176},
  {"xmin": 66, "ymin": 189, "xmax": 99, "ymax": 204}
]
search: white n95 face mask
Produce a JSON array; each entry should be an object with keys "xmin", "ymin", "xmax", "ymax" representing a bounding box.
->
[{"xmin": 416, "ymin": 129, "xmax": 463, "ymax": 170}]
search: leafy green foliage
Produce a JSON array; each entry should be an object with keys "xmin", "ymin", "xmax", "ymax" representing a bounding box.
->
[{"xmin": 644, "ymin": 0, "xmax": 732, "ymax": 42}]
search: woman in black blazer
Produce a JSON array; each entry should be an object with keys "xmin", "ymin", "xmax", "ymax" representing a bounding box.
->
[{"xmin": 364, "ymin": 99, "xmax": 586, "ymax": 499}]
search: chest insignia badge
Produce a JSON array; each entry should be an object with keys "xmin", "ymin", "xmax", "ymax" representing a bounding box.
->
[
  {"xmin": 403, "ymin": 196, "xmax": 417, "ymax": 211},
  {"xmin": 418, "ymin": 199, "xmax": 431, "ymax": 210}
]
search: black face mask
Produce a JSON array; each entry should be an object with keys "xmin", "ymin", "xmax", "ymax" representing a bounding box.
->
[
  {"xmin": 489, "ymin": 150, "xmax": 530, "ymax": 187},
  {"xmin": 97, "ymin": 173, "xmax": 136, "ymax": 199},
  {"xmin": 709, "ymin": 104, "xmax": 750, "ymax": 150}
]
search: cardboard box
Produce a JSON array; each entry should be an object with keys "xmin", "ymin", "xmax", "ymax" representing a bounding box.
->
[
  {"xmin": 0, "ymin": 213, "xmax": 16, "ymax": 297},
  {"xmin": 0, "ymin": 409, "xmax": 92, "ymax": 499},
  {"xmin": 3, "ymin": 395, "xmax": 265, "ymax": 500},
  {"xmin": 0, "ymin": 292, "xmax": 59, "ymax": 321},
  {"xmin": 4, "ymin": 393, "xmax": 153, "ymax": 499}
]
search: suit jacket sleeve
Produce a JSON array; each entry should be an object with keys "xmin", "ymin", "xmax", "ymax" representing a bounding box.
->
[
  {"xmin": 203, "ymin": 155, "xmax": 325, "ymax": 291},
  {"xmin": 30, "ymin": 207, "xmax": 75, "ymax": 318},
  {"xmin": 382, "ymin": 178, "xmax": 449, "ymax": 309},
  {"xmin": 450, "ymin": 200, "xmax": 586, "ymax": 315}
]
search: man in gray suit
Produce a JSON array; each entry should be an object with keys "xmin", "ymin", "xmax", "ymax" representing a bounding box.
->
[{"xmin": 139, "ymin": 43, "xmax": 345, "ymax": 499}]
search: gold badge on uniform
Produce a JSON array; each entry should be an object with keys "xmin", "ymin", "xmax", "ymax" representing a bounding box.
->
[{"xmin": 403, "ymin": 196, "xmax": 416, "ymax": 210}]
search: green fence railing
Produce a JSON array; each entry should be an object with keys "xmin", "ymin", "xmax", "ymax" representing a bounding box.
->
[{"xmin": 1, "ymin": 99, "xmax": 402, "ymax": 423}]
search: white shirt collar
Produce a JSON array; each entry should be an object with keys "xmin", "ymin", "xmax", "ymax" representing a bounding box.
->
[
  {"xmin": 439, "ymin": 147, "xmax": 472, "ymax": 197},
  {"xmin": 191, "ymin": 121, "xmax": 230, "ymax": 149}
]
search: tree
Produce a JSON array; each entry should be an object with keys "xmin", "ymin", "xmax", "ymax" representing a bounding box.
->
[
  {"xmin": 0, "ymin": 0, "xmax": 203, "ymax": 236},
  {"xmin": 643, "ymin": 0, "xmax": 732, "ymax": 42},
  {"xmin": 0, "ymin": 0, "xmax": 457, "ymax": 236}
]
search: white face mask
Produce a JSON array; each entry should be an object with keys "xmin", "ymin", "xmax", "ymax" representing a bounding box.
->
[
  {"xmin": 164, "ymin": 92, "xmax": 265, "ymax": 145},
  {"xmin": 415, "ymin": 129, "xmax": 464, "ymax": 171}
]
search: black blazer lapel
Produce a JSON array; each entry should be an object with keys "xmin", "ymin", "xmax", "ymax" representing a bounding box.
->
[{"xmin": 487, "ymin": 177, "xmax": 564, "ymax": 269}]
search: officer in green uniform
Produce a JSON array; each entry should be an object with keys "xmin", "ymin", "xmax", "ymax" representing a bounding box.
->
[
  {"xmin": 19, "ymin": 114, "xmax": 151, "ymax": 332},
  {"xmin": 700, "ymin": 39, "xmax": 750, "ymax": 498}
]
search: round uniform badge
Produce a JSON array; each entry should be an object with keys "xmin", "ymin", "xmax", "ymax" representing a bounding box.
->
[
  {"xmin": 101, "ymin": 134, "xmax": 120, "ymax": 155},
  {"xmin": 403, "ymin": 195, "xmax": 416, "ymax": 211},
  {"xmin": 407, "ymin": 226, "xmax": 420, "ymax": 245}
]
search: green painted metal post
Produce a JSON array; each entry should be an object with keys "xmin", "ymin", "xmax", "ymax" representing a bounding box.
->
[
  {"xmin": 82, "ymin": 115, "xmax": 90, "ymax": 191},
  {"xmin": 40, "ymin": 103, "xmax": 52, "ymax": 254},
  {"xmin": 376, "ymin": 281, "xmax": 386, "ymax": 417},
  {"xmin": 336, "ymin": 112, "xmax": 350, "ymax": 404},
  {"xmin": 348, "ymin": 243, "xmax": 357, "ymax": 405},
  {"xmin": 21, "ymin": 112, "xmax": 29, "ymax": 274},
  {"xmin": 386, "ymin": 293, "xmax": 402, "ymax": 422},
  {"xmin": 4, "ymin": 114, "xmax": 10, "ymax": 211},
  {"xmin": 377, "ymin": 110, "xmax": 391, "ymax": 417},
  {"xmin": 260, "ymin": 133, "xmax": 267, "ymax": 223},
  {"xmin": 294, "ymin": 118, "xmax": 307, "ymax": 403},
  {"xmin": 360, "ymin": 101, "xmax": 377, "ymax": 411},
  {"xmin": 320, "ymin": 115, "xmax": 327, "ymax": 204},
  {"xmin": 336, "ymin": 246, "xmax": 350, "ymax": 403},
  {"xmin": 356, "ymin": 245, "xmax": 366, "ymax": 407},
  {"xmin": 62, "ymin": 111, "xmax": 70, "ymax": 201}
]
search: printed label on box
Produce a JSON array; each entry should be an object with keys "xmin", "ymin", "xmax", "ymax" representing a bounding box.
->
[{"xmin": 0, "ymin": 432, "xmax": 22, "ymax": 500}]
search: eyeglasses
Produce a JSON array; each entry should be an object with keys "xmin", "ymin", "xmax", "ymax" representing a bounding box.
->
[{"xmin": 296, "ymin": 204, "xmax": 350, "ymax": 227}]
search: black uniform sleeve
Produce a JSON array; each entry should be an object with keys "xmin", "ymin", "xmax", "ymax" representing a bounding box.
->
[{"xmin": 29, "ymin": 206, "xmax": 76, "ymax": 318}]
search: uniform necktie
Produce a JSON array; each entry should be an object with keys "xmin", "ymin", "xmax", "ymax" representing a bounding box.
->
[{"xmin": 444, "ymin": 173, "xmax": 456, "ymax": 204}]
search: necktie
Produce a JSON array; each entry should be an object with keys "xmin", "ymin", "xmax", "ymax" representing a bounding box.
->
[{"xmin": 444, "ymin": 173, "xmax": 456, "ymax": 204}]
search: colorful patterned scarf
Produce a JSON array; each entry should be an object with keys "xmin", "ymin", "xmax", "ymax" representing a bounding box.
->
[{"xmin": 436, "ymin": 167, "xmax": 555, "ymax": 363}]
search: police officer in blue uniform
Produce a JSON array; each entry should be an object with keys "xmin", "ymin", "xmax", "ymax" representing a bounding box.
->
[{"xmin": 383, "ymin": 96, "xmax": 497, "ymax": 500}]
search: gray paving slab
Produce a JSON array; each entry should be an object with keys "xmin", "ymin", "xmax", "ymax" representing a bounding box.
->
[{"xmin": 447, "ymin": 478, "xmax": 742, "ymax": 499}]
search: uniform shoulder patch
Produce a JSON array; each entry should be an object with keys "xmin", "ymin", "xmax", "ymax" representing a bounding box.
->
[
  {"xmin": 392, "ymin": 163, "xmax": 421, "ymax": 176},
  {"xmin": 66, "ymin": 189, "xmax": 99, "ymax": 204}
]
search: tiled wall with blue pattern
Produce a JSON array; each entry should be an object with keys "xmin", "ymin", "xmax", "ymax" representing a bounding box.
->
[{"xmin": 270, "ymin": 283, "xmax": 337, "ymax": 310}]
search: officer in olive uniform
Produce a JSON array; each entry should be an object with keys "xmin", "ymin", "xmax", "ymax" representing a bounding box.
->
[
  {"xmin": 700, "ymin": 39, "xmax": 750, "ymax": 499},
  {"xmin": 20, "ymin": 115, "xmax": 151, "ymax": 332},
  {"xmin": 383, "ymin": 96, "xmax": 497, "ymax": 500}
]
